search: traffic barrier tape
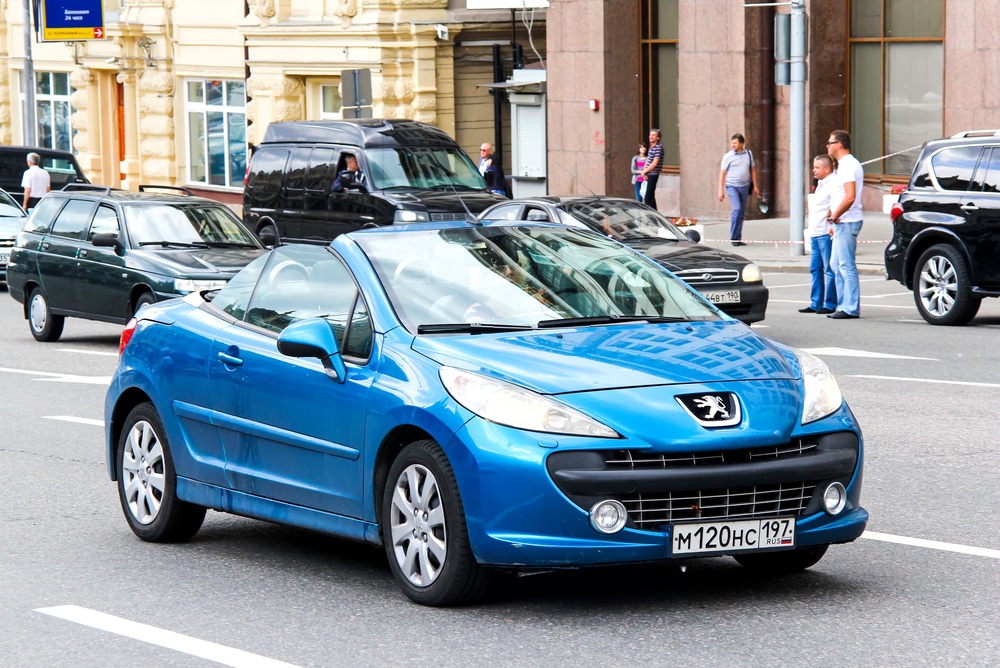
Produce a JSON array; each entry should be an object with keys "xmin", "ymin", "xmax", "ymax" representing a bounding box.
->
[{"xmin": 720, "ymin": 239, "xmax": 890, "ymax": 245}]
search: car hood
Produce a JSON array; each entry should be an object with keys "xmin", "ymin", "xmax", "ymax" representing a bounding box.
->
[
  {"xmin": 621, "ymin": 238, "xmax": 751, "ymax": 271},
  {"xmin": 125, "ymin": 247, "xmax": 266, "ymax": 277},
  {"xmin": 410, "ymin": 320, "xmax": 796, "ymax": 395},
  {"xmin": 381, "ymin": 190, "xmax": 507, "ymax": 214}
]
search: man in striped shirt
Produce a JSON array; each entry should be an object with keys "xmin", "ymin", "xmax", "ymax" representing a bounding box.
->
[{"xmin": 640, "ymin": 129, "xmax": 663, "ymax": 210}]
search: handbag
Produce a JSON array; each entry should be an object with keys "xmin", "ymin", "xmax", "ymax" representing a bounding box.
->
[{"xmin": 639, "ymin": 181, "xmax": 648, "ymax": 198}]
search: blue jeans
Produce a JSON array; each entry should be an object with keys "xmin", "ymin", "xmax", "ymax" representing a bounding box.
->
[
  {"xmin": 726, "ymin": 184, "xmax": 750, "ymax": 241},
  {"xmin": 809, "ymin": 234, "xmax": 837, "ymax": 311},
  {"xmin": 830, "ymin": 220, "xmax": 863, "ymax": 316},
  {"xmin": 634, "ymin": 181, "xmax": 643, "ymax": 202}
]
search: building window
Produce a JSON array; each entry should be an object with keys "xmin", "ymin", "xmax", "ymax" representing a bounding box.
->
[
  {"xmin": 639, "ymin": 0, "xmax": 679, "ymax": 171},
  {"xmin": 185, "ymin": 79, "xmax": 247, "ymax": 188},
  {"xmin": 20, "ymin": 71, "xmax": 74, "ymax": 152},
  {"xmin": 849, "ymin": 0, "xmax": 943, "ymax": 176},
  {"xmin": 320, "ymin": 84, "xmax": 342, "ymax": 120}
]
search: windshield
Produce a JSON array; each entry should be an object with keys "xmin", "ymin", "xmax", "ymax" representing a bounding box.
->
[
  {"xmin": 365, "ymin": 147, "xmax": 487, "ymax": 191},
  {"xmin": 562, "ymin": 200, "xmax": 688, "ymax": 242},
  {"xmin": 357, "ymin": 225, "xmax": 718, "ymax": 331},
  {"xmin": 124, "ymin": 204, "xmax": 262, "ymax": 247}
]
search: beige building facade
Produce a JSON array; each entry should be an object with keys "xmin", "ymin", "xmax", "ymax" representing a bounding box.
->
[{"xmin": 0, "ymin": 0, "xmax": 536, "ymax": 205}]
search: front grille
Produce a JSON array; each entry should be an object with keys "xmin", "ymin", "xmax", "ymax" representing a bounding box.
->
[
  {"xmin": 674, "ymin": 268, "xmax": 740, "ymax": 285},
  {"xmin": 605, "ymin": 441, "xmax": 819, "ymax": 469},
  {"xmin": 623, "ymin": 483, "xmax": 815, "ymax": 529},
  {"xmin": 429, "ymin": 212, "xmax": 466, "ymax": 222}
]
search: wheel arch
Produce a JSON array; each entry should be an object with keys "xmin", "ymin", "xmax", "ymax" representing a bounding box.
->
[
  {"xmin": 20, "ymin": 280, "xmax": 41, "ymax": 319},
  {"xmin": 372, "ymin": 424, "xmax": 436, "ymax": 541},
  {"xmin": 903, "ymin": 229, "xmax": 972, "ymax": 289},
  {"xmin": 107, "ymin": 387, "xmax": 154, "ymax": 481},
  {"xmin": 128, "ymin": 285, "xmax": 156, "ymax": 314}
]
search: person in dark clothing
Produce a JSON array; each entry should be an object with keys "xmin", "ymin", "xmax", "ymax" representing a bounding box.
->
[
  {"xmin": 331, "ymin": 154, "xmax": 367, "ymax": 193},
  {"xmin": 478, "ymin": 143, "xmax": 507, "ymax": 196}
]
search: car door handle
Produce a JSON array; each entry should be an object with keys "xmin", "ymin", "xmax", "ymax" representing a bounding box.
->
[
  {"xmin": 78, "ymin": 249, "xmax": 88, "ymax": 257},
  {"xmin": 41, "ymin": 242, "xmax": 50, "ymax": 250},
  {"xmin": 961, "ymin": 203, "xmax": 979, "ymax": 211},
  {"xmin": 217, "ymin": 351, "xmax": 244, "ymax": 367}
]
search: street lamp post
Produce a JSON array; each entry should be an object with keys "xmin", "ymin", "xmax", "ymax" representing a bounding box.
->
[{"xmin": 23, "ymin": 0, "xmax": 37, "ymax": 146}]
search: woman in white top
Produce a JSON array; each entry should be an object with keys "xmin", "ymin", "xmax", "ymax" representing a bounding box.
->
[{"xmin": 630, "ymin": 144, "xmax": 647, "ymax": 202}]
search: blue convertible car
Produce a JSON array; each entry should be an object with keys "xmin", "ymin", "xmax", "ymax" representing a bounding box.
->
[{"xmin": 105, "ymin": 219, "xmax": 867, "ymax": 606}]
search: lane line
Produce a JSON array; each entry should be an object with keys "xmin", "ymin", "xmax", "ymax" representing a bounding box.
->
[
  {"xmin": 0, "ymin": 367, "xmax": 110, "ymax": 385},
  {"xmin": 58, "ymin": 348, "xmax": 119, "ymax": 357},
  {"xmin": 804, "ymin": 347, "xmax": 937, "ymax": 361},
  {"xmin": 44, "ymin": 416, "xmax": 104, "ymax": 427},
  {"xmin": 862, "ymin": 531, "xmax": 1000, "ymax": 559},
  {"xmin": 849, "ymin": 374, "xmax": 1000, "ymax": 389},
  {"xmin": 35, "ymin": 605, "xmax": 301, "ymax": 668}
]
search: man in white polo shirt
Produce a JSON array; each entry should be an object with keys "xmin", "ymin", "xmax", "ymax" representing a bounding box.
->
[
  {"xmin": 825, "ymin": 130, "xmax": 865, "ymax": 319},
  {"xmin": 21, "ymin": 152, "xmax": 51, "ymax": 210}
]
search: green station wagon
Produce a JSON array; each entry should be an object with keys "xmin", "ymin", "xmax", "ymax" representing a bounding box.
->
[{"xmin": 6, "ymin": 185, "xmax": 266, "ymax": 341}]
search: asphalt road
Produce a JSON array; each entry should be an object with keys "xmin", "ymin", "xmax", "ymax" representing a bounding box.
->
[{"xmin": 1, "ymin": 277, "xmax": 998, "ymax": 667}]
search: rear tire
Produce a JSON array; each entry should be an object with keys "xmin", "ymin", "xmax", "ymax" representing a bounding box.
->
[
  {"xmin": 913, "ymin": 244, "xmax": 981, "ymax": 326},
  {"xmin": 734, "ymin": 544, "xmax": 828, "ymax": 575},
  {"xmin": 27, "ymin": 287, "xmax": 64, "ymax": 342},
  {"xmin": 382, "ymin": 439, "xmax": 494, "ymax": 606},
  {"xmin": 116, "ymin": 402, "xmax": 205, "ymax": 542}
]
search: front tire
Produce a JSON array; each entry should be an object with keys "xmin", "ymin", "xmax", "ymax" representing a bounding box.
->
[
  {"xmin": 116, "ymin": 402, "xmax": 205, "ymax": 542},
  {"xmin": 133, "ymin": 291, "xmax": 156, "ymax": 316},
  {"xmin": 913, "ymin": 244, "xmax": 981, "ymax": 326},
  {"xmin": 27, "ymin": 287, "xmax": 64, "ymax": 342},
  {"xmin": 382, "ymin": 440, "xmax": 494, "ymax": 606},
  {"xmin": 734, "ymin": 544, "xmax": 828, "ymax": 575}
]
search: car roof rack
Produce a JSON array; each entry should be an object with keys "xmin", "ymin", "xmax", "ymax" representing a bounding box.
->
[
  {"xmin": 949, "ymin": 129, "xmax": 1000, "ymax": 138},
  {"xmin": 61, "ymin": 183, "xmax": 111, "ymax": 194},
  {"xmin": 138, "ymin": 184, "xmax": 194, "ymax": 195}
]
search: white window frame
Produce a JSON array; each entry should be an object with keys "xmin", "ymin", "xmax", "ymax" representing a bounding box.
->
[
  {"xmin": 183, "ymin": 78, "xmax": 248, "ymax": 189},
  {"xmin": 20, "ymin": 71, "xmax": 75, "ymax": 152}
]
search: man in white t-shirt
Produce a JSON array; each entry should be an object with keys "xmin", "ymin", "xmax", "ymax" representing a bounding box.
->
[
  {"xmin": 825, "ymin": 130, "xmax": 865, "ymax": 319},
  {"xmin": 799, "ymin": 154, "xmax": 837, "ymax": 314},
  {"xmin": 21, "ymin": 152, "xmax": 51, "ymax": 210}
]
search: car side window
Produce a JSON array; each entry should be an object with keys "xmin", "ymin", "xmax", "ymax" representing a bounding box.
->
[
  {"xmin": 88, "ymin": 205, "xmax": 121, "ymax": 241},
  {"xmin": 931, "ymin": 146, "xmax": 982, "ymax": 192},
  {"xmin": 49, "ymin": 199, "xmax": 98, "ymax": 240},
  {"xmin": 979, "ymin": 148, "xmax": 1000, "ymax": 194},
  {"xmin": 483, "ymin": 203, "xmax": 522, "ymax": 221},
  {"xmin": 210, "ymin": 253, "xmax": 270, "ymax": 321},
  {"xmin": 525, "ymin": 206, "xmax": 551, "ymax": 222},
  {"xmin": 24, "ymin": 197, "xmax": 64, "ymax": 233},
  {"xmin": 246, "ymin": 147, "xmax": 289, "ymax": 205},
  {"xmin": 244, "ymin": 245, "xmax": 373, "ymax": 359}
]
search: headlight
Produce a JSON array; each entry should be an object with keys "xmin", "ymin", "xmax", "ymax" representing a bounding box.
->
[
  {"xmin": 741, "ymin": 262, "xmax": 762, "ymax": 282},
  {"xmin": 439, "ymin": 367, "xmax": 618, "ymax": 437},
  {"xmin": 394, "ymin": 209, "xmax": 430, "ymax": 222},
  {"xmin": 174, "ymin": 278, "xmax": 229, "ymax": 294},
  {"xmin": 795, "ymin": 349, "xmax": 843, "ymax": 424}
]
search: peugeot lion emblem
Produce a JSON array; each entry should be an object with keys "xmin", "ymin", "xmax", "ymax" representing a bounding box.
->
[{"xmin": 676, "ymin": 392, "xmax": 742, "ymax": 428}]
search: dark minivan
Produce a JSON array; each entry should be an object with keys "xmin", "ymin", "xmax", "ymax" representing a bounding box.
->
[
  {"xmin": 243, "ymin": 119, "xmax": 506, "ymax": 245},
  {"xmin": 0, "ymin": 146, "xmax": 89, "ymax": 201}
]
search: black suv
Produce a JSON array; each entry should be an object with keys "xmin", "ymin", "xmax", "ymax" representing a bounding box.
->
[
  {"xmin": 6, "ymin": 185, "xmax": 265, "ymax": 341},
  {"xmin": 885, "ymin": 130, "xmax": 1000, "ymax": 325}
]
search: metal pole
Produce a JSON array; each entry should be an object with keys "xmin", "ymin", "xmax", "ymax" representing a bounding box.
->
[
  {"xmin": 788, "ymin": 0, "xmax": 806, "ymax": 256},
  {"xmin": 23, "ymin": 0, "xmax": 37, "ymax": 146}
]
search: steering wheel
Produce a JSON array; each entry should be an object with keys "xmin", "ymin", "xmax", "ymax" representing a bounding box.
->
[{"xmin": 393, "ymin": 256, "xmax": 435, "ymax": 285}]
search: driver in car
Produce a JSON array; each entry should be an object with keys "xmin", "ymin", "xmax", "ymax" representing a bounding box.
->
[{"xmin": 332, "ymin": 154, "xmax": 368, "ymax": 193}]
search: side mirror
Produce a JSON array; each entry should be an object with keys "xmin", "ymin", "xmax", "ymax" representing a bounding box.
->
[
  {"xmin": 92, "ymin": 232, "xmax": 124, "ymax": 250},
  {"xmin": 277, "ymin": 318, "xmax": 348, "ymax": 383},
  {"xmin": 683, "ymin": 228, "xmax": 702, "ymax": 243},
  {"xmin": 257, "ymin": 227, "xmax": 277, "ymax": 247}
]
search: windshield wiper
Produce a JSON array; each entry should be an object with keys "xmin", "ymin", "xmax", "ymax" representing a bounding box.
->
[
  {"xmin": 203, "ymin": 241, "xmax": 258, "ymax": 248},
  {"xmin": 536, "ymin": 315, "xmax": 687, "ymax": 329},
  {"xmin": 138, "ymin": 241, "xmax": 210, "ymax": 248},
  {"xmin": 417, "ymin": 322, "xmax": 535, "ymax": 335}
]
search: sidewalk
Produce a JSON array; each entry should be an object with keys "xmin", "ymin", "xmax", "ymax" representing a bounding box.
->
[{"xmin": 694, "ymin": 212, "xmax": 891, "ymax": 275}]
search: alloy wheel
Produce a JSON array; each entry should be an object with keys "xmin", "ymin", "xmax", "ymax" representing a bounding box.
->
[
  {"xmin": 121, "ymin": 420, "xmax": 166, "ymax": 525},
  {"xmin": 389, "ymin": 463, "xmax": 447, "ymax": 587},
  {"xmin": 917, "ymin": 254, "xmax": 957, "ymax": 317}
]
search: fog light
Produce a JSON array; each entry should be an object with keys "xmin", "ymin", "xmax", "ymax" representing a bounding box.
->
[
  {"xmin": 589, "ymin": 500, "xmax": 627, "ymax": 534},
  {"xmin": 823, "ymin": 482, "xmax": 847, "ymax": 516}
]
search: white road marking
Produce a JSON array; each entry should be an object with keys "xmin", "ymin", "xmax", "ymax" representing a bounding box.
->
[
  {"xmin": 35, "ymin": 605, "xmax": 301, "ymax": 668},
  {"xmin": 862, "ymin": 531, "xmax": 1000, "ymax": 559},
  {"xmin": 58, "ymin": 348, "xmax": 119, "ymax": 357},
  {"xmin": 804, "ymin": 347, "xmax": 937, "ymax": 361},
  {"xmin": 849, "ymin": 374, "xmax": 1000, "ymax": 388},
  {"xmin": 44, "ymin": 416, "xmax": 104, "ymax": 427},
  {"xmin": 863, "ymin": 291, "xmax": 911, "ymax": 299},
  {"xmin": 0, "ymin": 366, "xmax": 111, "ymax": 385},
  {"xmin": 770, "ymin": 299, "xmax": 915, "ymax": 309}
]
